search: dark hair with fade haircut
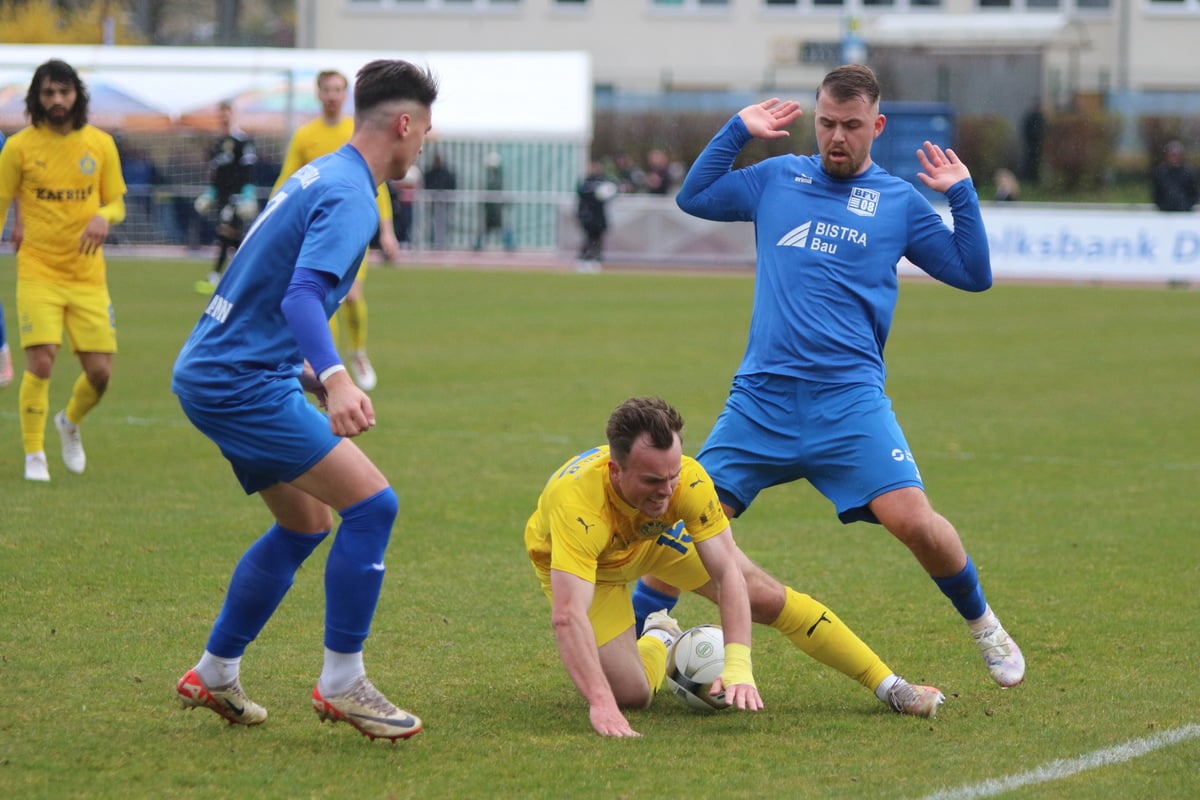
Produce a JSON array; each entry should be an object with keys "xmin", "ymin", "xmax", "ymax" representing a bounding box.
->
[
  {"xmin": 817, "ymin": 63, "xmax": 881, "ymax": 107},
  {"xmin": 606, "ymin": 396, "xmax": 685, "ymax": 466},
  {"xmin": 353, "ymin": 59, "xmax": 439, "ymax": 117},
  {"xmin": 26, "ymin": 59, "xmax": 89, "ymax": 130}
]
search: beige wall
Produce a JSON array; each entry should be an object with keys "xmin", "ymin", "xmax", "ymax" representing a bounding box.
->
[{"xmin": 298, "ymin": 1, "xmax": 1199, "ymax": 98}]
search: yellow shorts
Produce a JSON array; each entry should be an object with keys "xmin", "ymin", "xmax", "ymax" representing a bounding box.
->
[
  {"xmin": 17, "ymin": 279, "xmax": 117, "ymax": 353},
  {"xmin": 356, "ymin": 252, "xmax": 369, "ymax": 283},
  {"xmin": 535, "ymin": 540, "xmax": 713, "ymax": 647}
]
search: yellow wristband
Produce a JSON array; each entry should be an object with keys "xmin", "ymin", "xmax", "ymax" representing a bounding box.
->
[{"xmin": 721, "ymin": 642, "xmax": 756, "ymax": 688}]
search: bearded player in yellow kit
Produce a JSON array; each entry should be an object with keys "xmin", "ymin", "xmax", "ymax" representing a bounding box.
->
[
  {"xmin": 272, "ymin": 69, "xmax": 401, "ymax": 392},
  {"xmin": 0, "ymin": 59, "xmax": 127, "ymax": 482}
]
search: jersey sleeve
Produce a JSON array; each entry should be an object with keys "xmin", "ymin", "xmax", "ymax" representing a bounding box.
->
[
  {"xmin": 545, "ymin": 502, "xmax": 608, "ymax": 584},
  {"xmin": 675, "ymin": 114, "xmax": 762, "ymax": 223},
  {"xmin": 903, "ymin": 180, "xmax": 992, "ymax": 292},
  {"xmin": 676, "ymin": 457, "xmax": 730, "ymax": 544},
  {"xmin": 99, "ymin": 134, "xmax": 128, "ymax": 206}
]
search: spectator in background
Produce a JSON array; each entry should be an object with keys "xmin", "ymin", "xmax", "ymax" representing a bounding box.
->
[
  {"xmin": 422, "ymin": 152, "xmax": 455, "ymax": 249},
  {"xmin": 1151, "ymin": 139, "xmax": 1199, "ymax": 212},
  {"xmin": 474, "ymin": 151, "xmax": 514, "ymax": 252},
  {"xmin": 993, "ymin": 168, "xmax": 1020, "ymax": 202},
  {"xmin": 1021, "ymin": 99, "xmax": 1045, "ymax": 185},
  {"xmin": 193, "ymin": 100, "xmax": 258, "ymax": 294},
  {"xmin": 643, "ymin": 148, "xmax": 673, "ymax": 195},
  {"xmin": 610, "ymin": 151, "xmax": 640, "ymax": 194},
  {"xmin": 575, "ymin": 160, "xmax": 617, "ymax": 273},
  {"xmin": 389, "ymin": 163, "xmax": 421, "ymax": 250},
  {"xmin": 119, "ymin": 141, "xmax": 159, "ymax": 233},
  {"xmin": 163, "ymin": 139, "xmax": 202, "ymax": 247}
]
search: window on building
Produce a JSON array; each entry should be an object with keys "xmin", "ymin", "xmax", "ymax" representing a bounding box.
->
[
  {"xmin": 347, "ymin": 0, "xmax": 521, "ymax": 8},
  {"xmin": 652, "ymin": 0, "xmax": 730, "ymax": 7},
  {"xmin": 764, "ymin": 0, "xmax": 943, "ymax": 9},
  {"xmin": 976, "ymin": 0, "xmax": 1111, "ymax": 7},
  {"xmin": 1147, "ymin": 0, "xmax": 1199, "ymax": 9}
]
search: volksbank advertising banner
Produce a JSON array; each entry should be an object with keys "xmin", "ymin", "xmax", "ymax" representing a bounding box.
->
[{"xmin": 906, "ymin": 205, "xmax": 1200, "ymax": 284}]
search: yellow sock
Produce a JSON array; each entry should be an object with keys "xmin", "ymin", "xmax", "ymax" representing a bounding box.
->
[
  {"xmin": 343, "ymin": 296, "xmax": 367, "ymax": 353},
  {"xmin": 65, "ymin": 373, "xmax": 102, "ymax": 425},
  {"xmin": 19, "ymin": 371, "xmax": 50, "ymax": 454},
  {"xmin": 637, "ymin": 635, "xmax": 669, "ymax": 694},
  {"xmin": 771, "ymin": 587, "xmax": 892, "ymax": 692}
]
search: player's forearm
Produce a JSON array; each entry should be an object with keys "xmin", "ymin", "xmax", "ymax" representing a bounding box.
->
[
  {"xmin": 676, "ymin": 115, "xmax": 753, "ymax": 221},
  {"xmin": 553, "ymin": 615, "xmax": 619, "ymax": 711},
  {"xmin": 713, "ymin": 571, "xmax": 753, "ymax": 652},
  {"xmin": 943, "ymin": 180, "xmax": 992, "ymax": 292}
]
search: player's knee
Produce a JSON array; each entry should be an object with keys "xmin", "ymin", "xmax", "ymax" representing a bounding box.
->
[{"xmin": 615, "ymin": 681, "xmax": 654, "ymax": 710}]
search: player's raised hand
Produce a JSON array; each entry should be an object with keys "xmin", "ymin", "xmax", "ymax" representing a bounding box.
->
[
  {"xmin": 738, "ymin": 98, "xmax": 803, "ymax": 140},
  {"xmin": 915, "ymin": 140, "xmax": 971, "ymax": 193}
]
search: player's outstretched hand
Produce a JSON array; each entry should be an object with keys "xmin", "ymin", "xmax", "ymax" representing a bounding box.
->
[
  {"xmin": 589, "ymin": 705, "xmax": 641, "ymax": 738},
  {"xmin": 738, "ymin": 98, "xmax": 803, "ymax": 140},
  {"xmin": 712, "ymin": 677, "xmax": 764, "ymax": 712},
  {"xmin": 915, "ymin": 140, "xmax": 971, "ymax": 193}
]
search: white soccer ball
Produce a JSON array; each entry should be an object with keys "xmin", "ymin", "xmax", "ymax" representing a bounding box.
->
[{"xmin": 664, "ymin": 624, "xmax": 727, "ymax": 712}]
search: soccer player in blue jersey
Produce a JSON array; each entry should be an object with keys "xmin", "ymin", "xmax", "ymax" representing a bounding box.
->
[
  {"xmin": 171, "ymin": 59, "xmax": 439, "ymax": 741},
  {"xmin": 634, "ymin": 64, "xmax": 1024, "ymax": 689}
]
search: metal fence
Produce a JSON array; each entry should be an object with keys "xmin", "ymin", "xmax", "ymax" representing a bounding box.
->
[{"xmin": 76, "ymin": 135, "xmax": 588, "ymax": 253}]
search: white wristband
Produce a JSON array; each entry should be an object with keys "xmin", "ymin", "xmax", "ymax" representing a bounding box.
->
[{"xmin": 318, "ymin": 364, "xmax": 346, "ymax": 383}]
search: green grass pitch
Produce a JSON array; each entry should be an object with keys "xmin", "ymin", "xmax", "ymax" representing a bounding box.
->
[{"xmin": 1, "ymin": 256, "xmax": 1197, "ymax": 799}]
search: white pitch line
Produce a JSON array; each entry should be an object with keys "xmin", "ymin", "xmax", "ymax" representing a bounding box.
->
[{"xmin": 918, "ymin": 723, "xmax": 1200, "ymax": 800}]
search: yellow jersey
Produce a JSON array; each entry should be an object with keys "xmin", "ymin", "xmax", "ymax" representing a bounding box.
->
[
  {"xmin": 0, "ymin": 124, "xmax": 126, "ymax": 287},
  {"xmin": 524, "ymin": 447, "xmax": 729, "ymax": 587},
  {"xmin": 272, "ymin": 116, "xmax": 392, "ymax": 220}
]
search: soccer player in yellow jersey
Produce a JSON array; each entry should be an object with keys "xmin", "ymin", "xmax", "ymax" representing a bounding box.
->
[
  {"xmin": 0, "ymin": 60, "xmax": 127, "ymax": 482},
  {"xmin": 272, "ymin": 69, "xmax": 400, "ymax": 392},
  {"xmin": 524, "ymin": 396, "xmax": 945, "ymax": 737}
]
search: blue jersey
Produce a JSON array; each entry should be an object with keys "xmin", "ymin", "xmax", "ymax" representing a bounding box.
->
[
  {"xmin": 173, "ymin": 145, "xmax": 379, "ymax": 400},
  {"xmin": 676, "ymin": 115, "xmax": 991, "ymax": 386}
]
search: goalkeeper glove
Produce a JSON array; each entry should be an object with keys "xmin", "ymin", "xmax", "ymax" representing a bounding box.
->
[
  {"xmin": 193, "ymin": 190, "xmax": 215, "ymax": 215},
  {"xmin": 236, "ymin": 185, "xmax": 258, "ymax": 222}
]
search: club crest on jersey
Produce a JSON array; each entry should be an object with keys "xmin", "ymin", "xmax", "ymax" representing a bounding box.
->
[
  {"xmin": 78, "ymin": 154, "xmax": 97, "ymax": 176},
  {"xmin": 847, "ymin": 187, "xmax": 880, "ymax": 217}
]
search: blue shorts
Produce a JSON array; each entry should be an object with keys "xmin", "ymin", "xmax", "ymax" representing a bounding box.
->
[
  {"xmin": 697, "ymin": 374, "xmax": 923, "ymax": 524},
  {"xmin": 177, "ymin": 380, "xmax": 340, "ymax": 495}
]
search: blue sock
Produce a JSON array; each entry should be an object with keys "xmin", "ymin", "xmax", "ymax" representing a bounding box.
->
[
  {"xmin": 932, "ymin": 556, "xmax": 988, "ymax": 622},
  {"xmin": 324, "ymin": 487, "xmax": 399, "ymax": 653},
  {"xmin": 207, "ymin": 524, "xmax": 328, "ymax": 657},
  {"xmin": 631, "ymin": 579, "xmax": 679, "ymax": 637}
]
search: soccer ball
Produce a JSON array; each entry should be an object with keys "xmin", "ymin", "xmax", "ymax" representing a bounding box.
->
[{"xmin": 664, "ymin": 624, "xmax": 727, "ymax": 712}]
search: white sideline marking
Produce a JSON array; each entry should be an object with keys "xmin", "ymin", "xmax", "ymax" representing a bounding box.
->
[{"xmin": 918, "ymin": 723, "xmax": 1200, "ymax": 800}]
